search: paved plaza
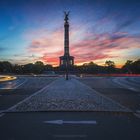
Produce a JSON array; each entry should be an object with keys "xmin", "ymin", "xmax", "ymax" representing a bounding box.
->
[
  {"xmin": 8, "ymin": 77, "xmax": 130, "ymax": 112},
  {"xmin": 1, "ymin": 76, "xmax": 140, "ymax": 140}
]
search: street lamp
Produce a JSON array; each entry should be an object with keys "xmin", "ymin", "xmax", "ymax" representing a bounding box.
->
[{"xmin": 66, "ymin": 56, "xmax": 68, "ymax": 80}]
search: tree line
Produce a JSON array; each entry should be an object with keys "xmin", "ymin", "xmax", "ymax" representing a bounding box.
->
[
  {"xmin": 0, "ymin": 61, "xmax": 52, "ymax": 74},
  {"xmin": 0, "ymin": 59, "xmax": 140, "ymax": 74},
  {"xmin": 74, "ymin": 59, "xmax": 140, "ymax": 74}
]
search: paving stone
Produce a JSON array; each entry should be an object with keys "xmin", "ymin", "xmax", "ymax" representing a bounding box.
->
[{"xmin": 8, "ymin": 78, "xmax": 131, "ymax": 112}]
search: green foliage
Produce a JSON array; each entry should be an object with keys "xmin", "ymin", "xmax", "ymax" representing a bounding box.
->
[
  {"xmin": 33, "ymin": 61, "xmax": 44, "ymax": 74},
  {"xmin": 105, "ymin": 60, "xmax": 116, "ymax": 73},
  {"xmin": 122, "ymin": 59, "xmax": 140, "ymax": 74},
  {"xmin": 0, "ymin": 61, "xmax": 13, "ymax": 73},
  {"xmin": 0, "ymin": 59, "xmax": 140, "ymax": 74},
  {"xmin": 0, "ymin": 61, "xmax": 53, "ymax": 74}
]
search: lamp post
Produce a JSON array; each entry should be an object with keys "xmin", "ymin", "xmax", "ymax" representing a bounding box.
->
[{"xmin": 66, "ymin": 57, "xmax": 68, "ymax": 80}]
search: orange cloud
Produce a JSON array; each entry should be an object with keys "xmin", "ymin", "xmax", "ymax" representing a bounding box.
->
[
  {"xmin": 26, "ymin": 28, "xmax": 140, "ymax": 66},
  {"xmin": 40, "ymin": 51, "xmax": 63, "ymax": 66}
]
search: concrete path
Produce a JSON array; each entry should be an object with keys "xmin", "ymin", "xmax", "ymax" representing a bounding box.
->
[{"xmin": 8, "ymin": 78, "xmax": 130, "ymax": 112}]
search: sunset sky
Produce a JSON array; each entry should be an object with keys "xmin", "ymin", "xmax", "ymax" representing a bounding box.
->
[{"xmin": 0, "ymin": 0, "xmax": 140, "ymax": 67}]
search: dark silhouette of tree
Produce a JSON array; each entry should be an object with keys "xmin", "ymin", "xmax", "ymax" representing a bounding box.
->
[
  {"xmin": 0, "ymin": 61, "xmax": 13, "ymax": 73},
  {"xmin": 121, "ymin": 60, "xmax": 133, "ymax": 73},
  {"xmin": 13, "ymin": 64, "xmax": 23, "ymax": 74},
  {"xmin": 75, "ymin": 62, "xmax": 99, "ymax": 74},
  {"xmin": 105, "ymin": 60, "xmax": 115, "ymax": 67},
  {"xmin": 0, "ymin": 59, "xmax": 140, "ymax": 74},
  {"xmin": 45, "ymin": 64, "xmax": 53, "ymax": 71},
  {"xmin": 131, "ymin": 59, "xmax": 140, "ymax": 74},
  {"xmin": 22, "ymin": 63, "xmax": 34, "ymax": 73},
  {"xmin": 33, "ymin": 61, "xmax": 44, "ymax": 74}
]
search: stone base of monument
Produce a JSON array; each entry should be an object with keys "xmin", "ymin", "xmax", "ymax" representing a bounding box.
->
[{"xmin": 7, "ymin": 78, "xmax": 131, "ymax": 112}]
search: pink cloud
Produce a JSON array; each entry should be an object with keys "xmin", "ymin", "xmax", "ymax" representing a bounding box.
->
[
  {"xmin": 26, "ymin": 28, "xmax": 140, "ymax": 66},
  {"xmin": 27, "ymin": 29, "xmax": 63, "ymax": 53}
]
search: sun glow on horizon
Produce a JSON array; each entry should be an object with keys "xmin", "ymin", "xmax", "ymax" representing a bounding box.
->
[{"xmin": 0, "ymin": 0, "xmax": 140, "ymax": 67}]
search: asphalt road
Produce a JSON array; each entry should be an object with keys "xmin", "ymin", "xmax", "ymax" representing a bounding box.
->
[
  {"xmin": 0, "ymin": 76, "xmax": 56, "ymax": 111},
  {"xmin": 0, "ymin": 76, "xmax": 140, "ymax": 140},
  {"xmin": 78, "ymin": 77, "xmax": 140, "ymax": 113},
  {"xmin": 0, "ymin": 112, "xmax": 140, "ymax": 140},
  {"xmin": 0, "ymin": 78, "xmax": 26, "ymax": 89}
]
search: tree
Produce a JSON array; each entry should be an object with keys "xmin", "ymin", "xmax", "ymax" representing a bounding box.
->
[
  {"xmin": 122, "ymin": 60, "xmax": 133, "ymax": 73},
  {"xmin": 34, "ymin": 61, "xmax": 44, "ymax": 66},
  {"xmin": 105, "ymin": 60, "xmax": 115, "ymax": 67},
  {"xmin": 105, "ymin": 60, "xmax": 116, "ymax": 73},
  {"xmin": 0, "ymin": 61, "xmax": 13, "ymax": 73},
  {"xmin": 45, "ymin": 64, "xmax": 53, "ymax": 71},
  {"xmin": 22, "ymin": 63, "xmax": 34, "ymax": 73},
  {"xmin": 33, "ymin": 61, "xmax": 44, "ymax": 74},
  {"xmin": 13, "ymin": 64, "xmax": 23, "ymax": 74},
  {"xmin": 131, "ymin": 59, "xmax": 140, "ymax": 74}
]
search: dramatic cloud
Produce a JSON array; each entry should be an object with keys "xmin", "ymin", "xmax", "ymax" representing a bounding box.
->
[
  {"xmin": 1, "ymin": 0, "xmax": 140, "ymax": 66},
  {"xmin": 26, "ymin": 28, "xmax": 140, "ymax": 66},
  {"xmin": 27, "ymin": 29, "xmax": 63, "ymax": 53},
  {"xmin": 40, "ymin": 51, "xmax": 63, "ymax": 65}
]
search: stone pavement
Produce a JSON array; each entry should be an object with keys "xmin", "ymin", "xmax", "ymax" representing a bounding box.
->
[{"xmin": 8, "ymin": 78, "xmax": 131, "ymax": 112}]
